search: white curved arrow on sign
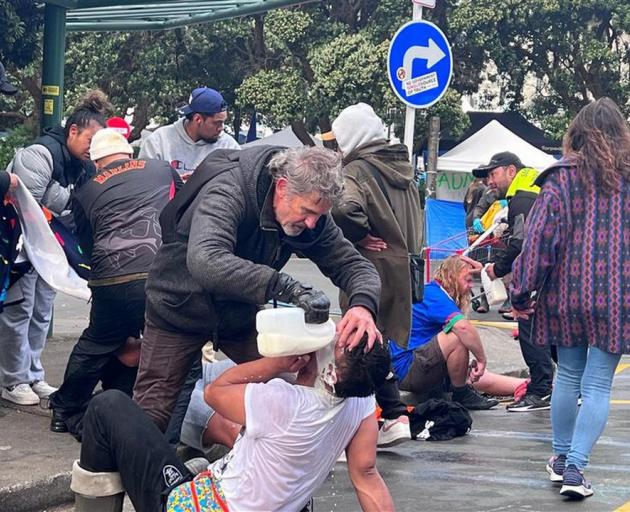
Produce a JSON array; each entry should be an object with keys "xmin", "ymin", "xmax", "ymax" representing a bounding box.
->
[{"xmin": 403, "ymin": 38, "xmax": 446, "ymax": 76}]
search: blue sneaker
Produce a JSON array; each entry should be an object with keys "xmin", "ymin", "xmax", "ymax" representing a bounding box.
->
[
  {"xmin": 546, "ymin": 454, "xmax": 566, "ymax": 484},
  {"xmin": 560, "ymin": 464, "xmax": 593, "ymax": 499}
]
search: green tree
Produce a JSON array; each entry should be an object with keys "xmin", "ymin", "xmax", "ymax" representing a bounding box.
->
[
  {"xmin": 0, "ymin": 0, "xmax": 43, "ymax": 135},
  {"xmin": 450, "ymin": 0, "xmax": 630, "ymax": 137},
  {"xmin": 236, "ymin": 2, "xmax": 470, "ymax": 148}
]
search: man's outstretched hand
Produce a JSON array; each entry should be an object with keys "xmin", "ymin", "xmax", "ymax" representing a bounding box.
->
[{"xmin": 336, "ymin": 306, "xmax": 382, "ymax": 352}]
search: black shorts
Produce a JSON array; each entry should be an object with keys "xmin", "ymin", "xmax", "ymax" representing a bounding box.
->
[{"xmin": 399, "ymin": 336, "xmax": 448, "ymax": 394}]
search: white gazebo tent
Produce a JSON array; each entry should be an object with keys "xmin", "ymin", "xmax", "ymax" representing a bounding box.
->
[
  {"xmin": 435, "ymin": 120, "xmax": 557, "ymax": 201},
  {"xmin": 243, "ymin": 126, "xmax": 322, "ymax": 148},
  {"xmin": 438, "ymin": 120, "xmax": 557, "ymax": 173}
]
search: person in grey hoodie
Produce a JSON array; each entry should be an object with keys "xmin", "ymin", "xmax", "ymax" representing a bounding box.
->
[
  {"xmin": 0, "ymin": 91, "xmax": 108, "ymax": 407},
  {"xmin": 138, "ymin": 87, "xmax": 240, "ymax": 178},
  {"xmin": 134, "ymin": 145, "xmax": 382, "ymax": 432}
]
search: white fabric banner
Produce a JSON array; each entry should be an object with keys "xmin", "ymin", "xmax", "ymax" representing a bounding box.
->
[{"xmin": 8, "ymin": 177, "xmax": 90, "ymax": 301}]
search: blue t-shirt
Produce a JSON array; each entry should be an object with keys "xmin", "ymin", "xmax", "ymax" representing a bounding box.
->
[{"xmin": 389, "ymin": 281, "xmax": 463, "ymax": 380}]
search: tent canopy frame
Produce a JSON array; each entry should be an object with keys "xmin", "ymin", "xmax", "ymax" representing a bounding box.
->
[{"xmin": 39, "ymin": 0, "xmax": 316, "ymax": 128}]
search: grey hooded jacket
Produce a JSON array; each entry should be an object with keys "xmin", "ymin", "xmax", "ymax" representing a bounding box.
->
[{"xmin": 145, "ymin": 145, "xmax": 381, "ymax": 338}]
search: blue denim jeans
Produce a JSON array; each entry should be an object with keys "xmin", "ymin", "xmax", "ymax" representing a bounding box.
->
[{"xmin": 551, "ymin": 345, "xmax": 621, "ymax": 470}]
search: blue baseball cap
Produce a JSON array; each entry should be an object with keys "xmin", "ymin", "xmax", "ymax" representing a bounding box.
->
[{"xmin": 179, "ymin": 87, "xmax": 228, "ymax": 116}]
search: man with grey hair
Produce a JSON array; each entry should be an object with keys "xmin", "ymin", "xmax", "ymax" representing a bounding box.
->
[{"xmin": 134, "ymin": 145, "xmax": 382, "ymax": 432}]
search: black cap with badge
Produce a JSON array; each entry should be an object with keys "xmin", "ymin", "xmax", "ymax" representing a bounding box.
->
[
  {"xmin": 472, "ymin": 151, "xmax": 524, "ymax": 178},
  {"xmin": 0, "ymin": 61, "xmax": 18, "ymax": 96}
]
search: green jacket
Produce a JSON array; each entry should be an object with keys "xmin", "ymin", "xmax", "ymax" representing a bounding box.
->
[{"xmin": 332, "ymin": 140, "xmax": 423, "ymax": 347}]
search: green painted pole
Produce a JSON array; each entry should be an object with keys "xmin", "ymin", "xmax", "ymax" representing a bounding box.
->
[
  {"xmin": 42, "ymin": 4, "xmax": 67, "ymax": 337},
  {"xmin": 41, "ymin": 3, "xmax": 67, "ymax": 132}
]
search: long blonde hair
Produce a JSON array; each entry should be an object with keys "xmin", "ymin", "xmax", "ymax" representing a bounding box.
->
[{"xmin": 434, "ymin": 256, "xmax": 472, "ymax": 313}]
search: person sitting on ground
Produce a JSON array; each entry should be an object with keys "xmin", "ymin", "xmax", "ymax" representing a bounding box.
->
[
  {"xmin": 76, "ymin": 336, "xmax": 394, "ymax": 512},
  {"xmin": 389, "ymin": 255, "xmax": 525, "ymax": 410}
]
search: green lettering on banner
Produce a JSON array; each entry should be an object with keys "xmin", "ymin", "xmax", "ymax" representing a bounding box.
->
[
  {"xmin": 436, "ymin": 172, "xmax": 474, "ymax": 190},
  {"xmin": 452, "ymin": 173, "xmax": 474, "ymax": 190},
  {"xmin": 437, "ymin": 173, "xmax": 449, "ymax": 188}
]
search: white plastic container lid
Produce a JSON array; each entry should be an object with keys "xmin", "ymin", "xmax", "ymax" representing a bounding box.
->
[{"xmin": 256, "ymin": 307, "xmax": 336, "ymax": 357}]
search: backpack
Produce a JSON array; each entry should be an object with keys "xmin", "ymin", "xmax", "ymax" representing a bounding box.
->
[
  {"xmin": 166, "ymin": 471, "xmax": 229, "ymax": 512},
  {"xmin": 0, "ymin": 202, "xmax": 30, "ymax": 311},
  {"xmin": 409, "ymin": 399, "xmax": 472, "ymax": 441}
]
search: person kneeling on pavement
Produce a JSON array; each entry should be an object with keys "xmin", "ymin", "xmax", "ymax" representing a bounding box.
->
[
  {"xmin": 76, "ymin": 336, "xmax": 394, "ymax": 512},
  {"xmin": 389, "ymin": 255, "xmax": 525, "ymax": 410},
  {"xmin": 48, "ymin": 129, "xmax": 183, "ymax": 438}
]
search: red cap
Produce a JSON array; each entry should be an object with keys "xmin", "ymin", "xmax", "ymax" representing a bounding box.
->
[{"xmin": 106, "ymin": 117, "xmax": 131, "ymax": 139}]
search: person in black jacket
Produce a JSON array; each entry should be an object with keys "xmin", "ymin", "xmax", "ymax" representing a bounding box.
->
[
  {"xmin": 473, "ymin": 151, "xmax": 554, "ymax": 412},
  {"xmin": 48, "ymin": 129, "xmax": 183, "ymax": 438},
  {"xmin": 0, "ymin": 91, "xmax": 110, "ymax": 407},
  {"xmin": 134, "ymin": 145, "xmax": 382, "ymax": 433}
]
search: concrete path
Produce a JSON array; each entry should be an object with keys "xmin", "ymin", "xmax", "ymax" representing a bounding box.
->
[{"xmin": 2, "ymin": 258, "xmax": 629, "ymax": 511}]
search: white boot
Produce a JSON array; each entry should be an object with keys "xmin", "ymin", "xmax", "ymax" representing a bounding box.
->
[{"xmin": 71, "ymin": 460, "xmax": 124, "ymax": 512}]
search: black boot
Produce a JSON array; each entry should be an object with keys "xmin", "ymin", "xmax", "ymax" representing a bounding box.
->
[
  {"xmin": 50, "ymin": 409, "xmax": 69, "ymax": 433},
  {"xmin": 452, "ymin": 385, "xmax": 499, "ymax": 410}
]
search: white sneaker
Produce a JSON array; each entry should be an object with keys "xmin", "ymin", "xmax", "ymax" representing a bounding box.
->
[
  {"xmin": 30, "ymin": 380, "xmax": 58, "ymax": 399},
  {"xmin": 377, "ymin": 415, "xmax": 411, "ymax": 447},
  {"xmin": 2, "ymin": 383, "xmax": 40, "ymax": 405}
]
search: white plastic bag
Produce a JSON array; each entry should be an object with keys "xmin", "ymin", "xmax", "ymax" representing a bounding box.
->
[
  {"xmin": 480, "ymin": 264, "xmax": 507, "ymax": 306},
  {"xmin": 8, "ymin": 177, "xmax": 90, "ymax": 301}
]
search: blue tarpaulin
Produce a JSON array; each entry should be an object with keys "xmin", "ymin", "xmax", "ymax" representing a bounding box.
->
[{"xmin": 425, "ymin": 198, "xmax": 467, "ymax": 259}]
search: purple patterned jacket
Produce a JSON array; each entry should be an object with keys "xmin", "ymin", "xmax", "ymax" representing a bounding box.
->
[{"xmin": 510, "ymin": 159, "xmax": 630, "ymax": 355}]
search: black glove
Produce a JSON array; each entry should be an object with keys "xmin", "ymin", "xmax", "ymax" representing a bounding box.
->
[{"xmin": 270, "ymin": 273, "xmax": 330, "ymax": 324}]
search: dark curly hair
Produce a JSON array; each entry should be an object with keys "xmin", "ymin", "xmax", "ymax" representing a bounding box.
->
[
  {"xmin": 334, "ymin": 335, "xmax": 390, "ymax": 398},
  {"xmin": 64, "ymin": 89, "xmax": 113, "ymax": 138},
  {"xmin": 563, "ymin": 97, "xmax": 630, "ymax": 194}
]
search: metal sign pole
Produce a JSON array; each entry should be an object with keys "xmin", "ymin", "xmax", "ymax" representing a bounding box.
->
[{"xmin": 403, "ymin": 3, "xmax": 423, "ymax": 162}]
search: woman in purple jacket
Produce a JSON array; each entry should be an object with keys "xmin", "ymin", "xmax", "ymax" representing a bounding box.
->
[{"xmin": 510, "ymin": 97, "xmax": 630, "ymax": 500}]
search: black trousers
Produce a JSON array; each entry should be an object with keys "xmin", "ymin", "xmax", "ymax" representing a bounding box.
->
[
  {"xmin": 49, "ymin": 280, "xmax": 146, "ymax": 426},
  {"xmin": 81, "ymin": 390, "xmax": 191, "ymax": 512},
  {"xmin": 518, "ymin": 316, "xmax": 554, "ymax": 397},
  {"xmin": 376, "ymin": 370, "xmax": 408, "ymax": 420}
]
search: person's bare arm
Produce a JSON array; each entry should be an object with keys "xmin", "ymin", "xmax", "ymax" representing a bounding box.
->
[
  {"xmin": 346, "ymin": 415, "xmax": 395, "ymax": 512},
  {"xmin": 450, "ymin": 319, "xmax": 487, "ymax": 380},
  {"xmin": 204, "ymin": 355, "xmax": 310, "ymax": 426}
]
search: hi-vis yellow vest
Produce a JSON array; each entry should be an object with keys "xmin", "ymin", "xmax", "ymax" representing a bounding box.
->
[{"xmin": 506, "ymin": 167, "xmax": 540, "ymax": 198}]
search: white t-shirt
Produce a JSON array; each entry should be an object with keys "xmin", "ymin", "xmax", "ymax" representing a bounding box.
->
[
  {"xmin": 209, "ymin": 379, "xmax": 375, "ymax": 512},
  {"xmin": 138, "ymin": 118, "xmax": 240, "ymax": 175}
]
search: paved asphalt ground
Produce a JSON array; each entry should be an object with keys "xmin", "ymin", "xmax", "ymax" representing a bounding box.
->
[{"xmin": 1, "ymin": 258, "xmax": 629, "ymax": 511}]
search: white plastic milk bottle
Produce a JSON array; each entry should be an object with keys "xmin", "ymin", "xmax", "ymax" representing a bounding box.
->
[
  {"xmin": 256, "ymin": 307, "xmax": 336, "ymax": 357},
  {"xmin": 481, "ymin": 264, "xmax": 508, "ymax": 306}
]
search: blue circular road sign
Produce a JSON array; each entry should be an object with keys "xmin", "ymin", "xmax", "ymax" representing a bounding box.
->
[{"xmin": 387, "ymin": 20, "xmax": 453, "ymax": 109}]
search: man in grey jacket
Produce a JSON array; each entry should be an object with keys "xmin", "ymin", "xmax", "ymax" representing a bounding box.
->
[
  {"xmin": 134, "ymin": 145, "xmax": 382, "ymax": 432},
  {"xmin": 138, "ymin": 87, "xmax": 240, "ymax": 179}
]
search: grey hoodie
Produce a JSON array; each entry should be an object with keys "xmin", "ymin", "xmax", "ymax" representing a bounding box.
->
[{"xmin": 138, "ymin": 118, "xmax": 240, "ymax": 175}]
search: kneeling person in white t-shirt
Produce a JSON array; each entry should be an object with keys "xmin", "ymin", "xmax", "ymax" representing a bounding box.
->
[{"xmin": 76, "ymin": 336, "xmax": 394, "ymax": 512}]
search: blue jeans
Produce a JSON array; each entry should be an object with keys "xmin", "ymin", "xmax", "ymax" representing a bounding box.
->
[{"xmin": 551, "ymin": 345, "xmax": 621, "ymax": 470}]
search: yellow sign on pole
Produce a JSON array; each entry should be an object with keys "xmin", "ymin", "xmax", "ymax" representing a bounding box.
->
[
  {"xmin": 42, "ymin": 85, "xmax": 60, "ymax": 96},
  {"xmin": 44, "ymin": 99, "xmax": 54, "ymax": 115}
]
